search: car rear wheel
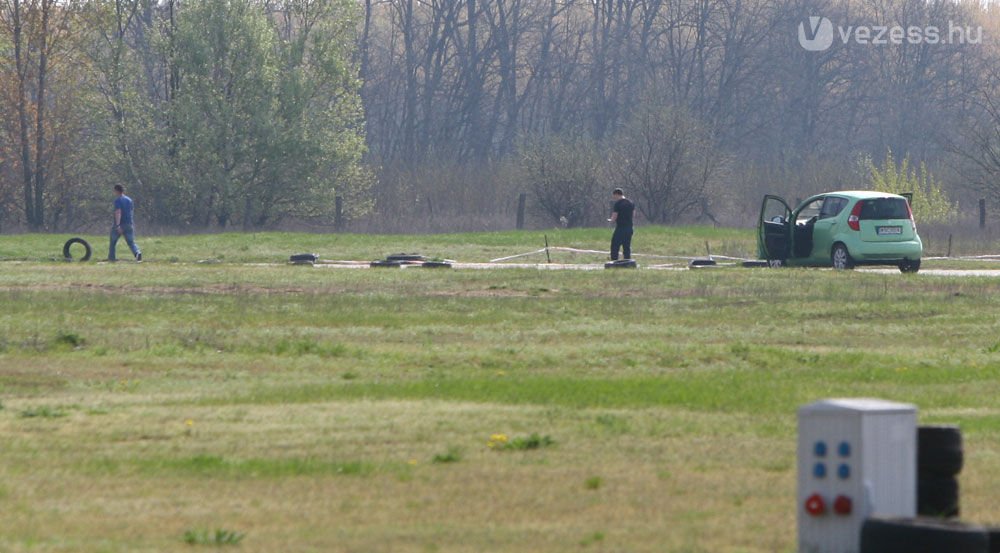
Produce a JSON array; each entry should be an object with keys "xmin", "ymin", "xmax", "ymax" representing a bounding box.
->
[
  {"xmin": 899, "ymin": 259, "xmax": 921, "ymax": 273},
  {"xmin": 831, "ymin": 244, "xmax": 854, "ymax": 270}
]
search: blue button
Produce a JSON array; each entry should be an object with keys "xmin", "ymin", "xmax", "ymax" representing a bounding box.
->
[
  {"xmin": 838, "ymin": 442, "xmax": 851, "ymax": 457},
  {"xmin": 814, "ymin": 463, "xmax": 827, "ymax": 478},
  {"xmin": 814, "ymin": 441, "xmax": 828, "ymax": 457},
  {"xmin": 838, "ymin": 464, "xmax": 850, "ymax": 479}
]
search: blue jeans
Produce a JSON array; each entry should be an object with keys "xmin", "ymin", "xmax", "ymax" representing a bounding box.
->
[{"xmin": 109, "ymin": 224, "xmax": 141, "ymax": 260}]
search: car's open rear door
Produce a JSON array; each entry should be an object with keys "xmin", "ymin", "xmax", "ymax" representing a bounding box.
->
[{"xmin": 758, "ymin": 195, "xmax": 792, "ymax": 262}]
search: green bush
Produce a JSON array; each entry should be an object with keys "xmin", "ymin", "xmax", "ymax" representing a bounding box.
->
[
  {"xmin": 182, "ymin": 528, "xmax": 245, "ymax": 546},
  {"xmin": 866, "ymin": 151, "xmax": 957, "ymax": 224}
]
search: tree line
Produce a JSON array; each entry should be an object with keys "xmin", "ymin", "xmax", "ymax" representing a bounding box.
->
[
  {"xmin": 3, "ymin": 0, "xmax": 1000, "ymax": 232},
  {"xmin": 1, "ymin": 0, "xmax": 369, "ymax": 231}
]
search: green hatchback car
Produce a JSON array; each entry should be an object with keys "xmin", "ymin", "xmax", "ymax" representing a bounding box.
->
[{"xmin": 758, "ymin": 191, "xmax": 923, "ymax": 272}]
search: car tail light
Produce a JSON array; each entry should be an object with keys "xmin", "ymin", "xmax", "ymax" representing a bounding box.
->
[
  {"xmin": 847, "ymin": 201, "xmax": 863, "ymax": 231},
  {"xmin": 906, "ymin": 200, "xmax": 916, "ymax": 231}
]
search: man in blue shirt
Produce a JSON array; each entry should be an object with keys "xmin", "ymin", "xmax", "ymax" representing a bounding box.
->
[{"xmin": 109, "ymin": 184, "xmax": 142, "ymax": 262}]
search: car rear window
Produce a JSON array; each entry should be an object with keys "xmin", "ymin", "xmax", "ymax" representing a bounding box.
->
[{"xmin": 858, "ymin": 198, "xmax": 909, "ymax": 220}]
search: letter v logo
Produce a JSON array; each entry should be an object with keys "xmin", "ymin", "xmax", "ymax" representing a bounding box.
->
[{"xmin": 799, "ymin": 16, "xmax": 834, "ymax": 51}]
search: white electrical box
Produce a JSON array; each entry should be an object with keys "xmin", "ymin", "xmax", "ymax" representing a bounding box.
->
[{"xmin": 797, "ymin": 398, "xmax": 917, "ymax": 553}]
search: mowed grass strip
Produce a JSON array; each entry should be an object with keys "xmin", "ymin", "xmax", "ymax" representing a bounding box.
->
[{"xmin": 2, "ymin": 229, "xmax": 1000, "ymax": 552}]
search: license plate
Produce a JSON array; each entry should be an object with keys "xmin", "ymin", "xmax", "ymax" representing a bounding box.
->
[{"xmin": 877, "ymin": 226, "xmax": 902, "ymax": 235}]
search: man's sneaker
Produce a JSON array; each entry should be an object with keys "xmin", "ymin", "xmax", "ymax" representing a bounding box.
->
[{"xmin": 135, "ymin": 252, "xmax": 142, "ymax": 262}]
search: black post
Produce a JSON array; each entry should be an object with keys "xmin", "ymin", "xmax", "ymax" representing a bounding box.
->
[
  {"xmin": 980, "ymin": 198, "xmax": 987, "ymax": 229},
  {"xmin": 516, "ymin": 192, "xmax": 526, "ymax": 230},
  {"xmin": 335, "ymin": 196, "xmax": 344, "ymax": 231}
]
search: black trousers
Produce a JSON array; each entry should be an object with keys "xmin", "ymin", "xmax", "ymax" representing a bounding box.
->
[{"xmin": 611, "ymin": 226, "xmax": 633, "ymax": 260}]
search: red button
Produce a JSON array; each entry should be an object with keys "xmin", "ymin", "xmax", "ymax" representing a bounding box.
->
[
  {"xmin": 833, "ymin": 495, "xmax": 852, "ymax": 515},
  {"xmin": 805, "ymin": 493, "xmax": 826, "ymax": 516}
]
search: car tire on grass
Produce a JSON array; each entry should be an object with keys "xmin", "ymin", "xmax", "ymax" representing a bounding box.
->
[
  {"xmin": 918, "ymin": 425, "xmax": 963, "ymax": 476},
  {"xmin": 987, "ymin": 527, "xmax": 1000, "ymax": 553},
  {"xmin": 917, "ymin": 475, "xmax": 960, "ymax": 518},
  {"xmin": 860, "ymin": 516, "xmax": 987, "ymax": 553},
  {"xmin": 831, "ymin": 243, "xmax": 854, "ymax": 270},
  {"xmin": 370, "ymin": 260, "xmax": 403, "ymax": 268},
  {"xmin": 900, "ymin": 259, "xmax": 921, "ymax": 273},
  {"xmin": 63, "ymin": 237, "xmax": 92, "ymax": 262},
  {"xmin": 386, "ymin": 253, "xmax": 426, "ymax": 262}
]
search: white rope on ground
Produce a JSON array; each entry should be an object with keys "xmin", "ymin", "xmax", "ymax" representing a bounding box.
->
[
  {"xmin": 315, "ymin": 260, "xmax": 370, "ymax": 265},
  {"xmin": 924, "ymin": 255, "xmax": 1000, "ymax": 261},
  {"xmin": 551, "ymin": 245, "xmax": 743, "ymax": 261},
  {"xmin": 489, "ymin": 249, "xmax": 547, "ymax": 263}
]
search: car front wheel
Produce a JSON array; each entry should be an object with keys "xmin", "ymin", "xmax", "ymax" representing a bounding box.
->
[
  {"xmin": 831, "ymin": 244, "xmax": 855, "ymax": 270},
  {"xmin": 899, "ymin": 259, "xmax": 921, "ymax": 273}
]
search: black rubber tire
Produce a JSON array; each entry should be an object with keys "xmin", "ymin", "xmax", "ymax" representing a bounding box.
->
[
  {"xmin": 900, "ymin": 258, "xmax": 922, "ymax": 273},
  {"xmin": 831, "ymin": 243, "xmax": 855, "ymax": 270},
  {"xmin": 987, "ymin": 527, "xmax": 1000, "ymax": 553},
  {"xmin": 688, "ymin": 258, "xmax": 718, "ymax": 267},
  {"xmin": 386, "ymin": 253, "xmax": 425, "ymax": 262},
  {"xmin": 289, "ymin": 253, "xmax": 318, "ymax": 262},
  {"xmin": 918, "ymin": 425, "xmax": 963, "ymax": 476},
  {"xmin": 604, "ymin": 260, "xmax": 637, "ymax": 269},
  {"xmin": 370, "ymin": 260, "xmax": 403, "ymax": 268},
  {"xmin": 62, "ymin": 238, "xmax": 92, "ymax": 262},
  {"xmin": 917, "ymin": 475, "xmax": 960, "ymax": 517},
  {"xmin": 860, "ymin": 516, "xmax": 987, "ymax": 553},
  {"xmin": 421, "ymin": 261, "xmax": 452, "ymax": 268}
]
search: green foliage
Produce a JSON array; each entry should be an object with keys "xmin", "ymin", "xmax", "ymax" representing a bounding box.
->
[
  {"xmin": 504, "ymin": 433, "xmax": 555, "ymax": 451},
  {"xmin": 579, "ymin": 531, "xmax": 606, "ymax": 546},
  {"xmin": 84, "ymin": 0, "xmax": 371, "ymax": 228},
  {"xmin": 431, "ymin": 446, "xmax": 463, "ymax": 464},
  {"xmin": 53, "ymin": 332, "xmax": 84, "ymax": 349},
  {"xmin": 584, "ymin": 476, "xmax": 603, "ymax": 490},
  {"xmin": 20, "ymin": 406, "xmax": 68, "ymax": 419},
  {"xmin": 141, "ymin": 455, "xmax": 373, "ymax": 478},
  {"xmin": 866, "ymin": 151, "xmax": 957, "ymax": 224},
  {"xmin": 182, "ymin": 528, "xmax": 245, "ymax": 546}
]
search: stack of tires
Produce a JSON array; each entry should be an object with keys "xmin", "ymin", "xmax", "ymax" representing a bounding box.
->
[
  {"xmin": 860, "ymin": 425, "xmax": 999, "ymax": 553},
  {"xmin": 918, "ymin": 425, "xmax": 963, "ymax": 518}
]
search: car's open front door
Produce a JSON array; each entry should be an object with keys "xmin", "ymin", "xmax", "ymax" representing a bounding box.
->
[{"xmin": 758, "ymin": 195, "xmax": 792, "ymax": 263}]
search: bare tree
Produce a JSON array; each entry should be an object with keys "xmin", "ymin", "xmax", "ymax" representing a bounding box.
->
[
  {"xmin": 519, "ymin": 134, "xmax": 603, "ymax": 227},
  {"xmin": 609, "ymin": 103, "xmax": 726, "ymax": 224}
]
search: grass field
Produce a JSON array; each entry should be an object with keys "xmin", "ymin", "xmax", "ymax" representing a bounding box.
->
[{"xmin": 1, "ymin": 227, "xmax": 1000, "ymax": 552}]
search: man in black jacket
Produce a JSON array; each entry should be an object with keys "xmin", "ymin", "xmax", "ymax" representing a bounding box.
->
[{"xmin": 608, "ymin": 188, "xmax": 634, "ymax": 261}]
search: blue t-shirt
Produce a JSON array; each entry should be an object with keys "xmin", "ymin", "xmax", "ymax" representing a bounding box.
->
[{"xmin": 114, "ymin": 194, "xmax": 134, "ymax": 225}]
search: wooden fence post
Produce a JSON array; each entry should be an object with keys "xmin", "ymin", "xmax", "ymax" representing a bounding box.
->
[
  {"xmin": 516, "ymin": 192, "xmax": 527, "ymax": 230},
  {"xmin": 335, "ymin": 195, "xmax": 344, "ymax": 231}
]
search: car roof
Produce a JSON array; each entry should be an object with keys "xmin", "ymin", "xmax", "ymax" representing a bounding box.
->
[{"xmin": 821, "ymin": 190, "xmax": 906, "ymax": 200}]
